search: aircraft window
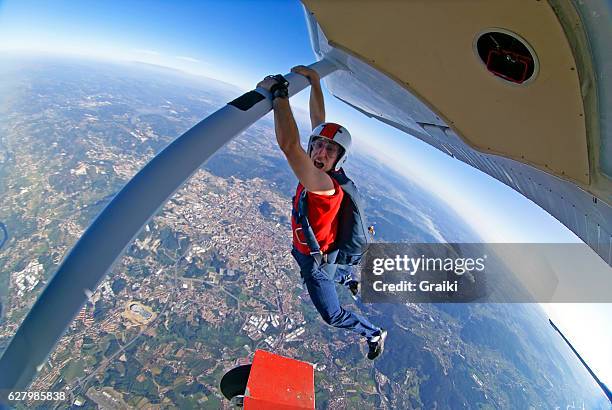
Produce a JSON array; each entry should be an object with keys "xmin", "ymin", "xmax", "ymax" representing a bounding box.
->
[{"xmin": 475, "ymin": 30, "xmax": 538, "ymax": 84}]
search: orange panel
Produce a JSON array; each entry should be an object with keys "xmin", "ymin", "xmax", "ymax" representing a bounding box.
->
[
  {"xmin": 243, "ymin": 397, "xmax": 309, "ymax": 410},
  {"xmin": 245, "ymin": 349, "xmax": 315, "ymax": 409}
]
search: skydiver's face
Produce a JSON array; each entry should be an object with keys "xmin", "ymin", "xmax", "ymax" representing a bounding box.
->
[{"xmin": 310, "ymin": 138, "xmax": 340, "ymax": 173}]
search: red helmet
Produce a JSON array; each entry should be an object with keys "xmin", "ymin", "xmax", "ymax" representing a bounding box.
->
[{"xmin": 307, "ymin": 122, "xmax": 352, "ymax": 171}]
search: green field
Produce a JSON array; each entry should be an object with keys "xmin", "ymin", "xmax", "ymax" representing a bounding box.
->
[{"xmin": 61, "ymin": 359, "xmax": 86, "ymax": 382}]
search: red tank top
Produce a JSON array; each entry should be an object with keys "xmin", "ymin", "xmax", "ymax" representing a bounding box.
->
[{"xmin": 291, "ymin": 178, "xmax": 344, "ymax": 254}]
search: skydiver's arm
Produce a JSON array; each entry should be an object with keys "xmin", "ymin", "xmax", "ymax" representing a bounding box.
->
[
  {"xmin": 291, "ymin": 65, "xmax": 325, "ymax": 129},
  {"xmin": 308, "ymin": 79, "xmax": 325, "ymax": 130},
  {"xmin": 272, "ymin": 98, "xmax": 334, "ymax": 195}
]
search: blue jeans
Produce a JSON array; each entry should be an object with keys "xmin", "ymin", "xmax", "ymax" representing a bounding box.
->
[{"xmin": 291, "ymin": 248, "xmax": 380, "ymax": 340}]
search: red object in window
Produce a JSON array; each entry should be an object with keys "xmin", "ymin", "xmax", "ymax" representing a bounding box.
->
[
  {"xmin": 244, "ymin": 349, "xmax": 315, "ymax": 409},
  {"xmin": 486, "ymin": 49, "xmax": 531, "ymax": 84}
]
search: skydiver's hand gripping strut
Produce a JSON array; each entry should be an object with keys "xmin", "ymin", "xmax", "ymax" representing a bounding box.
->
[
  {"xmin": 256, "ymin": 74, "xmax": 299, "ymax": 155},
  {"xmin": 291, "ymin": 65, "xmax": 325, "ymax": 130}
]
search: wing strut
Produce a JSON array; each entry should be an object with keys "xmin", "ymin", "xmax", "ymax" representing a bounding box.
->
[
  {"xmin": 549, "ymin": 320, "xmax": 612, "ymax": 403},
  {"xmin": 0, "ymin": 59, "xmax": 338, "ymax": 401}
]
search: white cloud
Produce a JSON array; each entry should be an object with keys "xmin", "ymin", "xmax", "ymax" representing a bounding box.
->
[
  {"xmin": 416, "ymin": 211, "xmax": 447, "ymax": 243},
  {"xmin": 176, "ymin": 55, "xmax": 202, "ymax": 64},
  {"xmin": 133, "ymin": 49, "xmax": 160, "ymax": 56}
]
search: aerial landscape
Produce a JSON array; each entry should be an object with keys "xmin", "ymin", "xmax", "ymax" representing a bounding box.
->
[{"xmin": 0, "ymin": 55, "xmax": 607, "ymax": 409}]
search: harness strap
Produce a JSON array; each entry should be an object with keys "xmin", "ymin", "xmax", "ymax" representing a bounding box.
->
[{"xmin": 296, "ymin": 189, "xmax": 325, "ymax": 266}]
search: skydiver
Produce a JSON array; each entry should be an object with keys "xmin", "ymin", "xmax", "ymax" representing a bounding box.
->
[{"xmin": 257, "ymin": 66, "xmax": 387, "ymax": 360}]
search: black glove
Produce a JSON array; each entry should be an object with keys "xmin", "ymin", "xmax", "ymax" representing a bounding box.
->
[{"xmin": 266, "ymin": 74, "xmax": 289, "ymax": 99}]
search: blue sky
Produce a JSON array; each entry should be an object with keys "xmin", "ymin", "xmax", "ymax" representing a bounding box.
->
[{"xmin": 1, "ymin": 0, "xmax": 610, "ymax": 390}]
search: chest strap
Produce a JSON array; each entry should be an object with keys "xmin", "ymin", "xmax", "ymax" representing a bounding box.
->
[{"xmin": 293, "ymin": 190, "xmax": 324, "ymax": 266}]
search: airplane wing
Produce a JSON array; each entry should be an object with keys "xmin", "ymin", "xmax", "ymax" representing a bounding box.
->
[{"xmin": 302, "ymin": 0, "xmax": 612, "ymax": 266}]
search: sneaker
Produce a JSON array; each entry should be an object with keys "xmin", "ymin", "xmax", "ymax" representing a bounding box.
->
[
  {"xmin": 367, "ymin": 329, "xmax": 388, "ymax": 360},
  {"xmin": 347, "ymin": 280, "xmax": 359, "ymax": 299}
]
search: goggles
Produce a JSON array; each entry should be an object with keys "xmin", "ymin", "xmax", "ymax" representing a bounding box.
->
[{"xmin": 312, "ymin": 138, "xmax": 340, "ymax": 155}]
